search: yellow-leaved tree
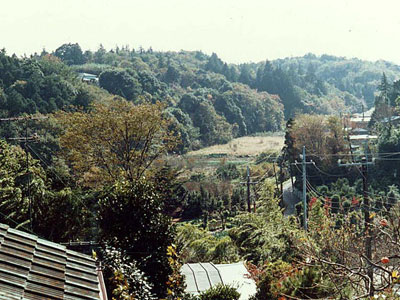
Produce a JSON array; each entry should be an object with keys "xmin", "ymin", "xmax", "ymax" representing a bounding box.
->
[{"xmin": 55, "ymin": 98, "xmax": 178, "ymax": 187}]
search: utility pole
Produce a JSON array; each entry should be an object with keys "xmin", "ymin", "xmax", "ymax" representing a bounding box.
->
[
  {"xmin": 0, "ymin": 115, "xmax": 46, "ymax": 231},
  {"xmin": 292, "ymin": 146, "xmax": 313, "ymax": 230},
  {"xmin": 247, "ymin": 166, "xmax": 251, "ymax": 212},
  {"xmin": 362, "ymin": 104, "xmax": 365, "ymax": 121},
  {"xmin": 279, "ymin": 160, "xmax": 284, "ymax": 202},
  {"xmin": 388, "ymin": 95, "xmax": 392, "ymax": 128},
  {"xmin": 338, "ymin": 153, "xmax": 374, "ymax": 296},
  {"xmin": 240, "ymin": 166, "xmax": 258, "ymax": 213},
  {"xmin": 273, "ymin": 161, "xmax": 279, "ymax": 193}
]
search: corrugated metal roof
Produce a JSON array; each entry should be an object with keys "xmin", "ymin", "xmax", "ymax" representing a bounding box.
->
[
  {"xmin": 182, "ymin": 262, "xmax": 257, "ymax": 300},
  {"xmin": 0, "ymin": 223, "xmax": 102, "ymax": 299}
]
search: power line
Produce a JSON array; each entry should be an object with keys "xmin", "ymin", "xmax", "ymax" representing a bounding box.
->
[
  {"xmin": 311, "ymin": 162, "xmax": 350, "ymax": 177},
  {"xmin": 338, "ymin": 151, "xmax": 375, "ymax": 296},
  {"xmin": 0, "ymin": 210, "xmax": 35, "ymax": 234},
  {"xmin": 0, "ymin": 115, "xmax": 47, "ymax": 232},
  {"xmin": 26, "ymin": 144, "xmax": 97, "ymax": 220}
]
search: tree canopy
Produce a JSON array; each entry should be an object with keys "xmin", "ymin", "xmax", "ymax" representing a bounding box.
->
[{"xmin": 56, "ymin": 98, "xmax": 178, "ymax": 187}]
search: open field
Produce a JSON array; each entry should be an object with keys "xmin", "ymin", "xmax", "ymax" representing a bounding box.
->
[{"xmin": 188, "ymin": 135, "xmax": 285, "ymax": 157}]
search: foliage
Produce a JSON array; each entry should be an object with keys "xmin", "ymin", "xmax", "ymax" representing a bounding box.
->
[
  {"xmin": 165, "ymin": 244, "xmax": 186, "ymax": 300},
  {"xmin": 291, "ymin": 196, "xmax": 400, "ymax": 298},
  {"xmin": 0, "ymin": 50, "xmax": 94, "ymax": 119},
  {"xmin": 198, "ymin": 283, "xmax": 240, "ymax": 300},
  {"xmin": 375, "ymin": 126, "xmax": 400, "ymax": 184},
  {"xmin": 215, "ymin": 163, "xmax": 240, "ymax": 180},
  {"xmin": 5, "ymin": 45, "xmax": 396, "ymax": 150},
  {"xmin": 99, "ymin": 69, "xmax": 142, "ymax": 101},
  {"xmin": 283, "ymin": 114, "xmax": 352, "ymax": 186},
  {"xmin": 98, "ymin": 179, "xmax": 174, "ymax": 298},
  {"xmin": 102, "ymin": 247, "xmax": 155, "ymax": 300},
  {"xmin": 54, "ymin": 43, "xmax": 85, "ymax": 66},
  {"xmin": 0, "ymin": 139, "xmax": 91, "ymax": 241},
  {"xmin": 248, "ymin": 260, "xmax": 342, "ymax": 300},
  {"xmin": 56, "ymin": 99, "xmax": 178, "ymax": 187},
  {"xmin": 229, "ymin": 181, "xmax": 300, "ymax": 264},
  {"xmin": 0, "ymin": 139, "xmax": 41, "ymax": 230},
  {"xmin": 175, "ymin": 223, "xmax": 239, "ymax": 264}
]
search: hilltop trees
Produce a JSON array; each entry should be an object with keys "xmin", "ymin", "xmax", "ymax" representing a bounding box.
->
[
  {"xmin": 0, "ymin": 49, "xmax": 93, "ymax": 119},
  {"xmin": 54, "ymin": 43, "xmax": 85, "ymax": 65},
  {"xmin": 98, "ymin": 70, "xmax": 142, "ymax": 101}
]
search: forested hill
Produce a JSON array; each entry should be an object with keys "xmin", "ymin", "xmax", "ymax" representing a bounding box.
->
[
  {"xmin": 2, "ymin": 44, "xmax": 400, "ymax": 150},
  {"xmin": 271, "ymin": 54, "xmax": 400, "ymax": 109}
]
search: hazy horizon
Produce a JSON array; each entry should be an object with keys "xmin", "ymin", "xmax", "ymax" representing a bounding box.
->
[{"xmin": 2, "ymin": 0, "xmax": 400, "ymax": 65}]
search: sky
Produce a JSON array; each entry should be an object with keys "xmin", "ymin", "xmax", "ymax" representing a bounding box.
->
[{"xmin": 2, "ymin": 0, "xmax": 400, "ymax": 64}]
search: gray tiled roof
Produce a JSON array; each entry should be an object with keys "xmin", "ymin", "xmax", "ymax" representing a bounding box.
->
[{"xmin": 0, "ymin": 223, "xmax": 101, "ymax": 300}]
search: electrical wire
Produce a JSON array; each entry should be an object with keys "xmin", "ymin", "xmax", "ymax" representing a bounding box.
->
[
  {"xmin": 0, "ymin": 210, "xmax": 35, "ymax": 234},
  {"xmin": 26, "ymin": 144, "xmax": 97, "ymax": 219},
  {"xmin": 311, "ymin": 162, "xmax": 350, "ymax": 177},
  {"xmin": 305, "ymin": 177, "xmax": 399, "ymax": 214}
]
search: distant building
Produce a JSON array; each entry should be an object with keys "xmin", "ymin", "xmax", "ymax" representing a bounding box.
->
[
  {"xmin": 348, "ymin": 107, "xmax": 374, "ymax": 130},
  {"xmin": 78, "ymin": 73, "xmax": 99, "ymax": 84},
  {"xmin": 181, "ymin": 262, "xmax": 256, "ymax": 300},
  {"xmin": 349, "ymin": 116, "xmax": 370, "ymax": 130},
  {"xmin": 351, "ymin": 128, "xmax": 369, "ymax": 135},
  {"xmin": 349, "ymin": 134, "xmax": 378, "ymax": 146},
  {"xmin": 0, "ymin": 223, "xmax": 107, "ymax": 300},
  {"xmin": 381, "ymin": 115, "xmax": 400, "ymax": 125}
]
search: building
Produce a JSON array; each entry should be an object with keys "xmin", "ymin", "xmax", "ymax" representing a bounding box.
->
[
  {"xmin": 181, "ymin": 262, "xmax": 256, "ymax": 300},
  {"xmin": 349, "ymin": 134, "xmax": 378, "ymax": 146},
  {"xmin": 0, "ymin": 223, "xmax": 107, "ymax": 300},
  {"xmin": 78, "ymin": 73, "xmax": 99, "ymax": 84},
  {"xmin": 347, "ymin": 107, "xmax": 375, "ymax": 130}
]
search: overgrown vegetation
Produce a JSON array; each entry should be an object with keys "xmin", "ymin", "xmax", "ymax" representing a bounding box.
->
[{"xmin": 3, "ymin": 43, "xmax": 400, "ymax": 299}]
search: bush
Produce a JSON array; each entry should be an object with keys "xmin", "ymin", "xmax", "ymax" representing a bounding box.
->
[
  {"xmin": 249, "ymin": 261, "xmax": 345, "ymax": 300},
  {"xmin": 216, "ymin": 163, "xmax": 240, "ymax": 180},
  {"xmin": 199, "ymin": 284, "xmax": 240, "ymax": 300}
]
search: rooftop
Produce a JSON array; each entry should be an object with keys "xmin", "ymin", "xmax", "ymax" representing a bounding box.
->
[
  {"xmin": 181, "ymin": 262, "xmax": 256, "ymax": 300},
  {"xmin": 349, "ymin": 134, "xmax": 378, "ymax": 140},
  {"xmin": 0, "ymin": 223, "xmax": 106, "ymax": 300}
]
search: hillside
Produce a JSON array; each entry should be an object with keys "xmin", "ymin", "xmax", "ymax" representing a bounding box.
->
[{"xmin": 2, "ymin": 44, "xmax": 400, "ymax": 152}]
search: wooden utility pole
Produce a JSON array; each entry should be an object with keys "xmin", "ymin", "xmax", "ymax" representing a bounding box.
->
[
  {"xmin": 292, "ymin": 146, "xmax": 314, "ymax": 230},
  {"xmin": 273, "ymin": 162, "xmax": 279, "ymax": 193},
  {"xmin": 338, "ymin": 153, "xmax": 374, "ymax": 296},
  {"xmin": 240, "ymin": 166, "xmax": 258, "ymax": 213},
  {"xmin": 246, "ymin": 166, "xmax": 251, "ymax": 212},
  {"xmin": 279, "ymin": 160, "xmax": 284, "ymax": 201}
]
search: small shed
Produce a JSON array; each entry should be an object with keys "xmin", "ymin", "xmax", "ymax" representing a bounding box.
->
[{"xmin": 181, "ymin": 262, "xmax": 256, "ymax": 300}]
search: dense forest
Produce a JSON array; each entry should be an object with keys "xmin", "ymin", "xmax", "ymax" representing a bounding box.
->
[
  {"xmin": 3, "ymin": 43, "xmax": 400, "ymax": 299},
  {"xmin": 3, "ymin": 43, "xmax": 399, "ymax": 151}
]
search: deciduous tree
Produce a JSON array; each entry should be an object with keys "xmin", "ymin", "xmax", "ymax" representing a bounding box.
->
[{"xmin": 56, "ymin": 99, "xmax": 178, "ymax": 187}]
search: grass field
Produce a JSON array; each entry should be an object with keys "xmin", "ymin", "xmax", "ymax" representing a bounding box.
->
[{"xmin": 188, "ymin": 135, "xmax": 284, "ymax": 157}]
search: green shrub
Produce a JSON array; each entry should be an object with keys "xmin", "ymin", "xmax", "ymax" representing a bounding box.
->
[
  {"xmin": 216, "ymin": 163, "xmax": 240, "ymax": 180},
  {"xmin": 199, "ymin": 284, "xmax": 240, "ymax": 300}
]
